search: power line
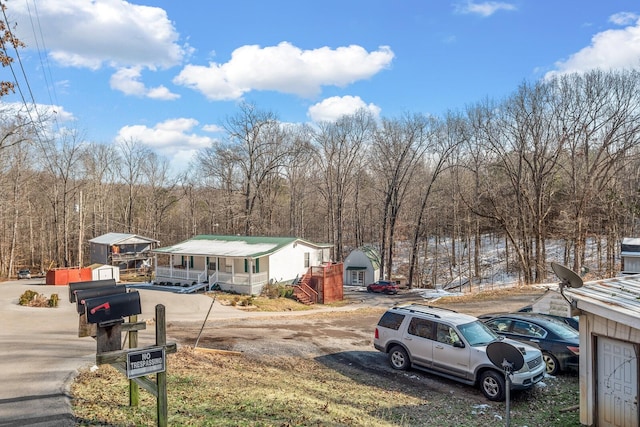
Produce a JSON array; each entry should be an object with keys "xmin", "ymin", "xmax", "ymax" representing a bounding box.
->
[
  {"xmin": 0, "ymin": 1, "xmax": 48, "ymax": 142},
  {"xmin": 25, "ymin": 0, "xmax": 61, "ymax": 133}
]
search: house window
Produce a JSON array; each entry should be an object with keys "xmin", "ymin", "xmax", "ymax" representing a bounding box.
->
[
  {"xmin": 304, "ymin": 252, "xmax": 310, "ymax": 268},
  {"xmin": 244, "ymin": 259, "xmax": 260, "ymax": 273},
  {"xmin": 183, "ymin": 256, "xmax": 193, "ymax": 268}
]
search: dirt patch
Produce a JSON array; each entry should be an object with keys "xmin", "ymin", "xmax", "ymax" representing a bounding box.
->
[
  {"xmin": 168, "ymin": 287, "xmax": 546, "ymax": 355},
  {"xmin": 165, "ymin": 287, "xmax": 547, "ymax": 388}
]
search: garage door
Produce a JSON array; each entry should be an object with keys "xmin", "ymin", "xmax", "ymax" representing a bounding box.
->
[{"xmin": 597, "ymin": 336, "xmax": 639, "ymax": 427}]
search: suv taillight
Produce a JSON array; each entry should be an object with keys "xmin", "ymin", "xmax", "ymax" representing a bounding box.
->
[
  {"xmin": 375, "ymin": 328, "xmax": 379, "ymax": 339},
  {"xmin": 567, "ymin": 346, "xmax": 579, "ymax": 355}
]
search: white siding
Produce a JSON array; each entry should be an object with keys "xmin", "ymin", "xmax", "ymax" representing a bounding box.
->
[
  {"xmin": 578, "ymin": 312, "xmax": 640, "ymax": 426},
  {"xmin": 343, "ymin": 249, "xmax": 379, "ymax": 286},
  {"xmin": 622, "ymin": 255, "xmax": 640, "ymax": 274},
  {"xmin": 91, "ymin": 265, "xmax": 120, "ymax": 282},
  {"xmin": 268, "ymin": 242, "xmax": 324, "ymax": 283}
]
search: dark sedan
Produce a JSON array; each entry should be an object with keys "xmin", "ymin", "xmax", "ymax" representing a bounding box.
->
[
  {"xmin": 516, "ymin": 305, "xmax": 579, "ymax": 331},
  {"xmin": 366, "ymin": 280, "xmax": 398, "ymax": 295},
  {"xmin": 480, "ymin": 312, "xmax": 579, "ymax": 375}
]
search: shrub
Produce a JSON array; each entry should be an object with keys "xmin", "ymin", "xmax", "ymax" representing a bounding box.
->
[
  {"xmin": 261, "ymin": 283, "xmax": 294, "ymax": 299},
  {"xmin": 48, "ymin": 293, "xmax": 59, "ymax": 307},
  {"xmin": 19, "ymin": 290, "xmax": 59, "ymax": 308},
  {"xmin": 18, "ymin": 290, "xmax": 38, "ymax": 306}
]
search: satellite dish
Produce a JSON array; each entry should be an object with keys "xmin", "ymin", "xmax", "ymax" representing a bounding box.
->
[
  {"xmin": 487, "ymin": 341, "xmax": 524, "ymax": 372},
  {"xmin": 551, "ymin": 262, "xmax": 583, "ymax": 289}
]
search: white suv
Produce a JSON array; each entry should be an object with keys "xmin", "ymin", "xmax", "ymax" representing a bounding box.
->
[{"xmin": 374, "ymin": 304, "xmax": 545, "ymax": 401}]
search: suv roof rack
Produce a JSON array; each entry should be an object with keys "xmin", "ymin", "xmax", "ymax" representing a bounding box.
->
[{"xmin": 392, "ymin": 303, "xmax": 458, "ymax": 318}]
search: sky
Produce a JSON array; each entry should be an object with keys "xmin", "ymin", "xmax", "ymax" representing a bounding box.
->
[{"xmin": 2, "ymin": 0, "xmax": 640, "ymax": 174}]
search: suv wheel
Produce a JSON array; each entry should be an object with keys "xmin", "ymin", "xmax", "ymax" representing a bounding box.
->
[
  {"xmin": 388, "ymin": 345, "xmax": 410, "ymax": 370},
  {"xmin": 480, "ymin": 370, "xmax": 505, "ymax": 401}
]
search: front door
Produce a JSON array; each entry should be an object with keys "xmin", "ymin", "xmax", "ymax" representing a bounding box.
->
[
  {"xmin": 350, "ymin": 270, "xmax": 365, "ymax": 286},
  {"xmin": 597, "ymin": 336, "xmax": 639, "ymax": 427}
]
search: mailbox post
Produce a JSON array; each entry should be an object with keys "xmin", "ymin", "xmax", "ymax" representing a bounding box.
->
[{"xmin": 72, "ymin": 282, "xmax": 175, "ymax": 427}]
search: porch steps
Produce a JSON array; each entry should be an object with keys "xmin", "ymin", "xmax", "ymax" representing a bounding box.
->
[{"xmin": 294, "ymin": 272, "xmax": 316, "ymax": 305}]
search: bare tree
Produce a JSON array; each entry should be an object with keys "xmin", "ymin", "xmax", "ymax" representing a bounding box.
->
[
  {"xmin": 221, "ymin": 102, "xmax": 292, "ymax": 235},
  {"xmin": 38, "ymin": 129, "xmax": 86, "ymax": 267},
  {"xmin": 81, "ymin": 142, "xmax": 119, "ymax": 239},
  {"xmin": 551, "ymin": 70, "xmax": 640, "ymax": 272},
  {"xmin": 407, "ymin": 115, "xmax": 459, "ymax": 288},
  {"xmin": 196, "ymin": 140, "xmax": 243, "ymax": 234},
  {"xmin": 313, "ymin": 109, "xmax": 375, "ymax": 261},
  {"xmin": 116, "ymin": 138, "xmax": 152, "ymax": 233},
  {"xmin": 371, "ymin": 113, "xmax": 430, "ymax": 280},
  {"xmin": 141, "ymin": 152, "xmax": 180, "ymax": 240}
]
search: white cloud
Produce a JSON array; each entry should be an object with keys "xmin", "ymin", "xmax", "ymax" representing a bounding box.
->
[
  {"xmin": 116, "ymin": 118, "xmax": 215, "ymax": 161},
  {"xmin": 173, "ymin": 42, "xmax": 394, "ymax": 100},
  {"xmin": 147, "ymin": 86, "xmax": 180, "ymax": 101},
  {"xmin": 546, "ymin": 16, "xmax": 640, "ymax": 78},
  {"xmin": 11, "ymin": 0, "xmax": 189, "ymax": 70},
  {"xmin": 202, "ymin": 124, "xmax": 225, "ymax": 133},
  {"xmin": 455, "ymin": 1, "xmax": 516, "ymax": 17},
  {"xmin": 110, "ymin": 67, "xmax": 180, "ymax": 100},
  {"xmin": 609, "ymin": 12, "xmax": 639, "ymax": 26},
  {"xmin": 0, "ymin": 101, "xmax": 75, "ymax": 123},
  {"xmin": 307, "ymin": 96, "xmax": 381, "ymax": 123}
]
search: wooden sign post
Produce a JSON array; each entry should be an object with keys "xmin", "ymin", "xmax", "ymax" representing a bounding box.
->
[{"xmin": 96, "ymin": 304, "xmax": 175, "ymax": 427}]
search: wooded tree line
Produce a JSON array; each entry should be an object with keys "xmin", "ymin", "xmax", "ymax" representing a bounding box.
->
[{"xmin": 1, "ymin": 69, "xmax": 640, "ymax": 286}]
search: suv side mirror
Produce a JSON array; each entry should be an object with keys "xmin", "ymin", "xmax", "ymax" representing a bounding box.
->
[{"xmin": 453, "ymin": 340, "xmax": 465, "ymax": 348}]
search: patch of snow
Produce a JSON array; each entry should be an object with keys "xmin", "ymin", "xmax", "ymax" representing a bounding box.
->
[{"xmin": 472, "ymin": 404, "xmax": 491, "ymax": 410}]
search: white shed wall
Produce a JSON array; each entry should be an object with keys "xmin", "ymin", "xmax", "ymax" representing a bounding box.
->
[
  {"xmin": 578, "ymin": 312, "xmax": 640, "ymax": 426},
  {"xmin": 91, "ymin": 265, "xmax": 120, "ymax": 282},
  {"xmin": 343, "ymin": 250, "xmax": 379, "ymax": 286}
]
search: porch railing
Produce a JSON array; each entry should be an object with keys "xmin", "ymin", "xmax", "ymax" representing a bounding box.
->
[
  {"xmin": 155, "ymin": 267, "xmax": 204, "ymax": 283},
  {"xmin": 210, "ymin": 271, "xmax": 268, "ymax": 286}
]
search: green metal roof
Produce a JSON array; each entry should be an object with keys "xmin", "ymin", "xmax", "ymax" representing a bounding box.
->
[
  {"xmin": 152, "ymin": 235, "xmax": 330, "ymax": 259},
  {"xmin": 360, "ymin": 246, "xmax": 381, "ymax": 270}
]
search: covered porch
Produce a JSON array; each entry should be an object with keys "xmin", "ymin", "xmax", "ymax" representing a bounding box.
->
[{"xmin": 153, "ymin": 253, "xmax": 269, "ymax": 295}]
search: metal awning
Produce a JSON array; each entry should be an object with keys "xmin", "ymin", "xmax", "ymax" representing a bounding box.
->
[{"xmin": 346, "ymin": 266, "xmax": 367, "ymax": 271}]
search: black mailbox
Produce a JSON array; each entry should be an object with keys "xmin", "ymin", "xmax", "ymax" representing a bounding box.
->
[
  {"xmin": 75, "ymin": 285, "xmax": 126, "ymax": 314},
  {"xmin": 69, "ymin": 279, "xmax": 117, "ymax": 303},
  {"xmin": 84, "ymin": 291, "xmax": 142, "ymax": 325}
]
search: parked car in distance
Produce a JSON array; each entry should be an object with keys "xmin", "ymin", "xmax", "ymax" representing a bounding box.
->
[
  {"xmin": 374, "ymin": 304, "xmax": 545, "ymax": 401},
  {"xmin": 516, "ymin": 305, "xmax": 579, "ymax": 331},
  {"xmin": 17, "ymin": 269, "xmax": 31, "ymax": 279},
  {"xmin": 480, "ymin": 312, "xmax": 579, "ymax": 375},
  {"xmin": 367, "ymin": 280, "xmax": 399, "ymax": 294}
]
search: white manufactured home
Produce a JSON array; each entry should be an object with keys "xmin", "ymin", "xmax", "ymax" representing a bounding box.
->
[{"xmin": 151, "ymin": 235, "xmax": 333, "ymax": 295}]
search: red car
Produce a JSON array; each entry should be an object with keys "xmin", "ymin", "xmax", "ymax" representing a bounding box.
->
[{"xmin": 367, "ymin": 280, "xmax": 398, "ymax": 295}]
